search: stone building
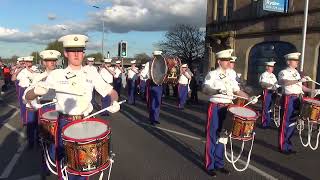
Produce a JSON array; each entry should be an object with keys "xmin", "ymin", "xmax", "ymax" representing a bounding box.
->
[{"xmin": 205, "ymin": 0, "xmax": 320, "ymax": 86}]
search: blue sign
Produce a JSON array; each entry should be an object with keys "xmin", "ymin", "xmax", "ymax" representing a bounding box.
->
[{"xmin": 263, "ymin": 0, "xmax": 288, "ymax": 13}]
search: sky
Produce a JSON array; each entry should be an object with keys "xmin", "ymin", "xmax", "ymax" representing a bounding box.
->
[{"xmin": 0, "ymin": 0, "xmax": 206, "ymax": 58}]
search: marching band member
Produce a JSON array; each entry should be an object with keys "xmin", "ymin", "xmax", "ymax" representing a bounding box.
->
[
  {"xmin": 84, "ymin": 57, "xmax": 98, "ymax": 106},
  {"xmin": 144, "ymin": 51, "xmax": 164, "ymax": 125},
  {"xmin": 11, "ymin": 57, "xmax": 24, "ymax": 104},
  {"xmin": 259, "ymin": 61, "xmax": 278, "ymax": 128},
  {"xmin": 16, "ymin": 56, "xmax": 36, "ymax": 126},
  {"xmin": 17, "ymin": 56, "xmax": 40, "ymax": 148},
  {"xmin": 202, "ymin": 49, "xmax": 255, "ymax": 177},
  {"xmin": 127, "ymin": 60, "xmax": 139, "ymax": 105},
  {"xmin": 277, "ymin": 52, "xmax": 319, "ymax": 154},
  {"xmin": 113, "ymin": 60, "xmax": 123, "ymax": 96},
  {"xmin": 139, "ymin": 63, "xmax": 147, "ymax": 100},
  {"xmin": 23, "ymin": 50, "xmax": 60, "ymax": 177},
  {"xmin": 100, "ymin": 58, "xmax": 115, "ymax": 116},
  {"xmin": 227, "ymin": 56, "xmax": 241, "ymax": 83},
  {"xmin": 25, "ymin": 34, "xmax": 119, "ymax": 180},
  {"xmin": 178, "ymin": 64, "xmax": 192, "ymax": 109}
]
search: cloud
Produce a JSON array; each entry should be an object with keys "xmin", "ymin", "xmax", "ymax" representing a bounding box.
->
[{"xmin": 0, "ymin": 0, "xmax": 206, "ymax": 44}]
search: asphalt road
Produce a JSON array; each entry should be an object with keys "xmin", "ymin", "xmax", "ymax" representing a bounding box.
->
[{"xmin": 0, "ymin": 87, "xmax": 319, "ymax": 180}]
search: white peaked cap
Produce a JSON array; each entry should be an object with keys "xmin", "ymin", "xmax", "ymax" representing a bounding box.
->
[
  {"xmin": 87, "ymin": 57, "xmax": 95, "ymax": 62},
  {"xmin": 131, "ymin": 60, "xmax": 136, "ymax": 64},
  {"xmin": 17, "ymin": 57, "xmax": 23, "ymax": 62},
  {"xmin": 116, "ymin": 60, "xmax": 121, "ymax": 64},
  {"xmin": 40, "ymin": 50, "xmax": 61, "ymax": 60},
  {"xmin": 230, "ymin": 56, "xmax": 237, "ymax": 62},
  {"xmin": 216, "ymin": 49, "xmax": 234, "ymax": 59},
  {"xmin": 58, "ymin": 34, "xmax": 88, "ymax": 48},
  {"xmin": 30, "ymin": 65, "xmax": 38, "ymax": 71},
  {"xmin": 153, "ymin": 51, "xmax": 162, "ymax": 55},
  {"xmin": 265, "ymin": 61, "xmax": 276, "ymax": 66},
  {"xmin": 104, "ymin": 58, "xmax": 112, "ymax": 63},
  {"xmin": 23, "ymin": 56, "xmax": 34, "ymax": 62},
  {"xmin": 284, "ymin": 52, "xmax": 301, "ymax": 60},
  {"xmin": 181, "ymin": 64, "xmax": 188, "ymax": 68}
]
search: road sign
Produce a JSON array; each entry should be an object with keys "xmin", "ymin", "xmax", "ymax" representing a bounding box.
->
[{"xmin": 263, "ymin": 0, "xmax": 288, "ymax": 13}]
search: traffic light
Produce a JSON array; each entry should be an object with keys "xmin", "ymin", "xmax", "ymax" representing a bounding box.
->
[{"xmin": 118, "ymin": 41, "xmax": 127, "ymax": 57}]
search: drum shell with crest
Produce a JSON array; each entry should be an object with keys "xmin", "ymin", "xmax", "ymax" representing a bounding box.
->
[
  {"xmin": 150, "ymin": 54, "xmax": 168, "ymax": 85},
  {"xmin": 300, "ymin": 97, "xmax": 320, "ymax": 123},
  {"xmin": 39, "ymin": 110, "xmax": 58, "ymax": 143},
  {"xmin": 62, "ymin": 118, "xmax": 111, "ymax": 176},
  {"xmin": 163, "ymin": 56, "xmax": 181, "ymax": 84},
  {"xmin": 226, "ymin": 105, "xmax": 258, "ymax": 140}
]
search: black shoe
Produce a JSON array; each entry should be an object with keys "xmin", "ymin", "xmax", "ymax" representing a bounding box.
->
[
  {"xmin": 154, "ymin": 121, "xmax": 160, "ymax": 124},
  {"xmin": 279, "ymin": 150, "xmax": 290, "ymax": 155},
  {"xmin": 217, "ymin": 168, "xmax": 230, "ymax": 175},
  {"xmin": 150, "ymin": 122, "xmax": 155, "ymax": 126},
  {"xmin": 207, "ymin": 170, "xmax": 217, "ymax": 177}
]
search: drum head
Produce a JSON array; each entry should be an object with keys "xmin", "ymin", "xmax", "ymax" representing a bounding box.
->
[
  {"xmin": 151, "ymin": 55, "xmax": 168, "ymax": 85},
  {"xmin": 303, "ymin": 98, "xmax": 320, "ymax": 106},
  {"xmin": 42, "ymin": 111, "xmax": 58, "ymax": 120},
  {"xmin": 229, "ymin": 106, "xmax": 257, "ymax": 118},
  {"xmin": 63, "ymin": 120, "xmax": 109, "ymax": 140}
]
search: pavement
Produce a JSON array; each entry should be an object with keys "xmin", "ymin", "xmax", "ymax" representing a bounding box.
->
[{"xmin": 0, "ymin": 86, "xmax": 319, "ymax": 180}]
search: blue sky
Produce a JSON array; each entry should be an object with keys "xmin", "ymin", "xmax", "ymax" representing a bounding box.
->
[{"xmin": 0, "ymin": 0, "xmax": 205, "ymax": 58}]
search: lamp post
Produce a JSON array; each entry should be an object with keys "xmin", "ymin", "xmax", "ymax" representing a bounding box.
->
[
  {"xmin": 92, "ymin": 5, "xmax": 105, "ymax": 59},
  {"xmin": 300, "ymin": 0, "xmax": 309, "ymax": 72}
]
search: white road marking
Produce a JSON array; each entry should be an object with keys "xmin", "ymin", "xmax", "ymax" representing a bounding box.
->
[
  {"xmin": 16, "ymin": 174, "xmax": 41, "ymax": 180},
  {"xmin": 3, "ymin": 122, "xmax": 25, "ymax": 138},
  {"xmin": 121, "ymin": 110, "xmax": 278, "ymax": 180},
  {"xmin": 0, "ymin": 142, "xmax": 27, "ymax": 179}
]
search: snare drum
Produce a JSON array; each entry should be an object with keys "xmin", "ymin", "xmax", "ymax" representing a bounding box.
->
[
  {"xmin": 39, "ymin": 111, "xmax": 58, "ymax": 142},
  {"xmin": 62, "ymin": 118, "xmax": 111, "ymax": 176},
  {"xmin": 227, "ymin": 106, "xmax": 258, "ymax": 140},
  {"xmin": 301, "ymin": 98, "xmax": 320, "ymax": 123},
  {"xmin": 233, "ymin": 98, "xmax": 247, "ymax": 106}
]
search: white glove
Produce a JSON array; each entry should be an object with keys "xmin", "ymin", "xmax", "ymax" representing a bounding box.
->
[
  {"xmin": 299, "ymin": 76, "xmax": 311, "ymax": 83},
  {"xmin": 107, "ymin": 101, "xmax": 121, "ymax": 113},
  {"xmin": 34, "ymin": 82, "xmax": 49, "ymax": 96},
  {"xmin": 249, "ymin": 96, "xmax": 258, "ymax": 104},
  {"xmin": 219, "ymin": 89, "xmax": 227, "ymax": 95},
  {"xmin": 272, "ymin": 84, "xmax": 280, "ymax": 90}
]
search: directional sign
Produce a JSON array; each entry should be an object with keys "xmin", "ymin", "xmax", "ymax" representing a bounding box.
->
[{"xmin": 263, "ymin": 0, "xmax": 288, "ymax": 13}]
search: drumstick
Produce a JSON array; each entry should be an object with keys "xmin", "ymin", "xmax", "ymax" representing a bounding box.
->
[
  {"xmin": 232, "ymin": 94, "xmax": 249, "ymax": 100},
  {"xmin": 310, "ymin": 79, "xmax": 320, "ymax": 86},
  {"xmin": 84, "ymin": 100, "xmax": 126, "ymax": 119},
  {"xmin": 40, "ymin": 99, "xmax": 57, "ymax": 108},
  {"xmin": 243, "ymin": 95, "xmax": 261, "ymax": 107}
]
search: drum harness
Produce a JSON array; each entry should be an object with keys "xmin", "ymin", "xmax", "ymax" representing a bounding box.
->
[{"xmin": 223, "ymin": 95, "xmax": 260, "ymax": 172}]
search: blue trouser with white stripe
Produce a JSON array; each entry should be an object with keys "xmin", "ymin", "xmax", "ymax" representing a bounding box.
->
[
  {"xmin": 18, "ymin": 87, "xmax": 26, "ymax": 125},
  {"xmin": 205, "ymin": 102, "xmax": 227, "ymax": 171},
  {"xmin": 55, "ymin": 117, "xmax": 86, "ymax": 180},
  {"xmin": 113, "ymin": 77, "xmax": 122, "ymax": 95},
  {"xmin": 140, "ymin": 80, "xmax": 146, "ymax": 100},
  {"xmin": 149, "ymin": 85, "xmax": 163, "ymax": 123},
  {"xmin": 279, "ymin": 95, "xmax": 300, "ymax": 152},
  {"xmin": 262, "ymin": 89, "xmax": 273, "ymax": 128},
  {"xmin": 178, "ymin": 84, "xmax": 188, "ymax": 108},
  {"xmin": 127, "ymin": 79, "xmax": 136, "ymax": 105},
  {"xmin": 26, "ymin": 108, "xmax": 38, "ymax": 147},
  {"xmin": 102, "ymin": 95, "xmax": 111, "ymax": 116}
]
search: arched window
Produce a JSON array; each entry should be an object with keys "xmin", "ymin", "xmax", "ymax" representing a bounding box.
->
[{"xmin": 247, "ymin": 41, "xmax": 297, "ymax": 86}]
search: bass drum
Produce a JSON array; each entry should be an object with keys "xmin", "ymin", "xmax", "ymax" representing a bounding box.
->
[
  {"xmin": 150, "ymin": 54, "xmax": 168, "ymax": 85},
  {"xmin": 164, "ymin": 56, "xmax": 181, "ymax": 84}
]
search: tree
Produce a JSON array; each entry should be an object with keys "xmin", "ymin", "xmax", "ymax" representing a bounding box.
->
[
  {"xmin": 46, "ymin": 40, "xmax": 64, "ymax": 55},
  {"xmin": 158, "ymin": 24, "xmax": 205, "ymax": 66},
  {"xmin": 134, "ymin": 53, "xmax": 150, "ymax": 64},
  {"xmin": 30, "ymin": 51, "xmax": 41, "ymax": 64}
]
